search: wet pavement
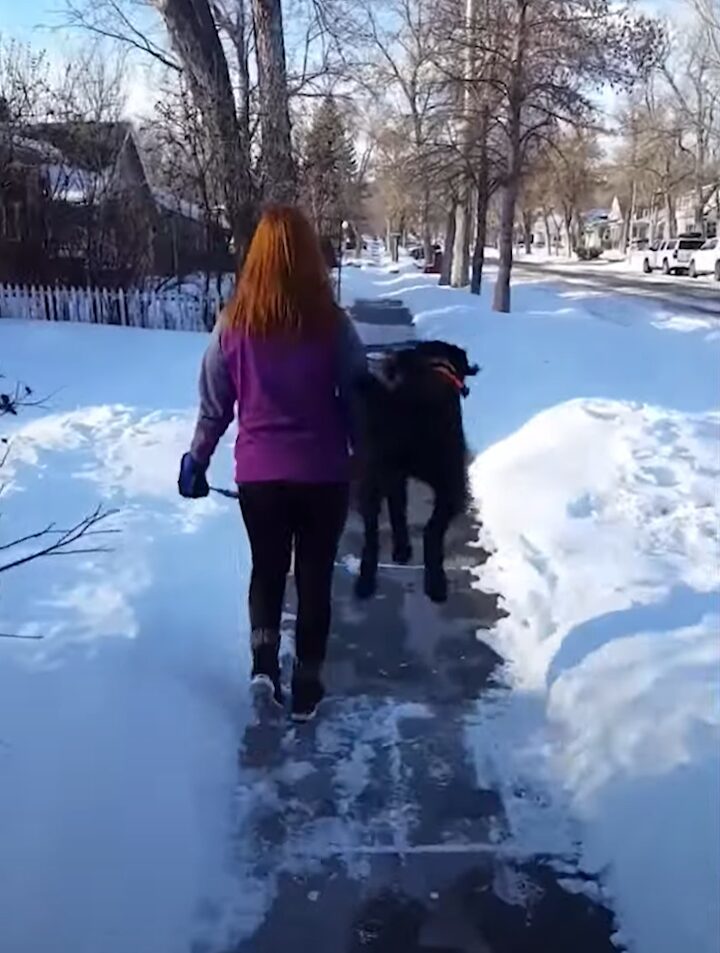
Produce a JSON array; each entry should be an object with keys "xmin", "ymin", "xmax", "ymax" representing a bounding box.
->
[{"xmin": 221, "ymin": 300, "xmax": 623, "ymax": 953}]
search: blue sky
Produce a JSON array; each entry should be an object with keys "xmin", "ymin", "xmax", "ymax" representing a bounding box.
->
[
  {"xmin": 4, "ymin": 0, "xmax": 675, "ymax": 39},
  {"xmin": 2, "ymin": 0, "xmax": 678, "ymax": 120},
  {"xmin": 1, "ymin": 0, "xmax": 53, "ymax": 37}
]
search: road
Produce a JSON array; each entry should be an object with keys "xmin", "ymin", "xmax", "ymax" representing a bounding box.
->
[{"xmin": 514, "ymin": 259, "xmax": 720, "ymax": 317}]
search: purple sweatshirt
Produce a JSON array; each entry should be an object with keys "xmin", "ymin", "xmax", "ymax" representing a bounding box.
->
[{"xmin": 190, "ymin": 311, "xmax": 367, "ymax": 484}]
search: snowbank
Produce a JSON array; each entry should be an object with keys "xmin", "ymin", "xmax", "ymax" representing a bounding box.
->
[
  {"xmin": 473, "ymin": 399, "xmax": 720, "ymax": 953},
  {"xmin": 341, "ymin": 263, "xmax": 720, "ymax": 953}
]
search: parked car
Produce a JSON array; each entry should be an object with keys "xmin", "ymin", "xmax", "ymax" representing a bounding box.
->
[
  {"xmin": 642, "ymin": 235, "xmax": 706, "ymax": 275},
  {"xmin": 687, "ymin": 238, "xmax": 720, "ymax": 280}
]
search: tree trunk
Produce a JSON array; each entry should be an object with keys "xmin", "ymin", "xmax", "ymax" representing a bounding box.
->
[
  {"xmin": 450, "ymin": 0, "xmax": 475, "ymax": 289},
  {"xmin": 439, "ymin": 199, "xmax": 457, "ymax": 286},
  {"xmin": 543, "ymin": 210, "xmax": 552, "ymax": 253},
  {"xmin": 522, "ymin": 210, "xmax": 532, "ymax": 253},
  {"xmin": 665, "ymin": 192, "xmax": 677, "ymax": 239},
  {"xmin": 564, "ymin": 211, "xmax": 573, "ymax": 255},
  {"xmin": 422, "ymin": 187, "xmax": 433, "ymax": 262},
  {"xmin": 451, "ymin": 194, "xmax": 471, "ymax": 287},
  {"xmin": 251, "ymin": 0, "xmax": 296, "ymax": 202},
  {"xmin": 695, "ymin": 181, "xmax": 706, "ymax": 237},
  {"xmin": 622, "ymin": 181, "xmax": 636, "ymax": 252},
  {"xmin": 492, "ymin": 0, "xmax": 527, "ymax": 313},
  {"xmin": 649, "ymin": 202, "xmax": 658, "ymax": 243},
  {"xmin": 470, "ymin": 185, "xmax": 489, "ymax": 295},
  {"xmin": 471, "ymin": 113, "xmax": 489, "ymax": 296},
  {"xmin": 493, "ymin": 179, "xmax": 519, "ymax": 313},
  {"xmin": 150, "ymin": 0, "xmax": 254, "ymax": 258}
]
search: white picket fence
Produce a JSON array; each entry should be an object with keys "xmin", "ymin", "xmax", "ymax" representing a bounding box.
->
[{"xmin": 0, "ymin": 283, "xmax": 224, "ymax": 332}]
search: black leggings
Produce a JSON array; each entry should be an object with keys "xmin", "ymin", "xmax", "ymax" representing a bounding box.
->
[{"xmin": 238, "ymin": 482, "xmax": 350, "ymax": 666}]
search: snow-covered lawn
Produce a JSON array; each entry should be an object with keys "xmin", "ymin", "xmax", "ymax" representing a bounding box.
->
[
  {"xmin": 0, "ymin": 323, "xmax": 258, "ymax": 952},
  {"xmin": 343, "ymin": 261, "xmax": 720, "ymax": 953},
  {"xmin": 1, "ymin": 262, "xmax": 718, "ymax": 953}
]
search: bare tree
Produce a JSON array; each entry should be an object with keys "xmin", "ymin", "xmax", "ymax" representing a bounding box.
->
[
  {"xmin": 486, "ymin": 0, "xmax": 660, "ymax": 313},
  {"xmin": 630, "ymin": 75, "xmax": 693, "ymax": 240},
  {"xmin": 63, "ymin": 0, "xmax": 181, "ymax": 72},
  {"xmin": 692, "ymin": 0, "xmax": 720, "ymax": 72},
  {"xmin": 348, "ymin": 0, "xmax": 446, "ymax": 262},
  {"xmin": 432, "ymin": 0, "xmax": 505, "ymax": 291},
  {"xmin": 148, "ymin": 0, "xmax": 254, "ymax": 255},
  {"xmin": 252, "ymin": 0, "xmax": 296, "ymax": 200},
  {"xmin": 536, "ymin": 129, "xmax": 603, "ymax": 254},
  {"xmin": 660, "ymin": 16, "xmax": 720, "ymax": 236}
]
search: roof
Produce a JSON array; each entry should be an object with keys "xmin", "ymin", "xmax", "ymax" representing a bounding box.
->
[
  {"xmin": 583, "ymin": 208, "xmax": 611, "ymax": 225},
  {"xmin": 20, "ymin": 122, "xmax": 132, "ymax": 172},
  {"xmin": 5, "ymin": 121, "xmax": 214, "ymax": 225},
  {"xmin": 152, "ymin": 187, "xmax": 205, "ymax": 224}
]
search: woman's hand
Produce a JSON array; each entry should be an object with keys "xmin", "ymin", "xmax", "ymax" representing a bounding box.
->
[{"xmin": 178, "ymin": 452, "xmax": 210, "ymax": 499}]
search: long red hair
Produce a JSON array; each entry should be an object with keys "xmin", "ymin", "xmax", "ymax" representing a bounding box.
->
[{"xmin": 224, "ymin": 205, "xmax": 338, "ymax": 338}]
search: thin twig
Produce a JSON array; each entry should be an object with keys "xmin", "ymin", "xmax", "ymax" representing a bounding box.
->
[
  {"xmin": 46, "ymin": 547, "xmax": 114, "ymax": 557},
  {"xmin": 0, "ymin": 632, "xmax": 44, "ymax": 641},
  {"xmin": 0, "ymin": 524, "xmax": 58, "ymax": 552},
  {"xmin": 0, "ymin": 506, "xmax": 119, "ymax": 575}
]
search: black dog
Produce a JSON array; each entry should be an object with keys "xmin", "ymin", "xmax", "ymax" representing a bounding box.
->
[{"xmin": 354, "ymin": 340, "xmax": 479, "ymax": 603}]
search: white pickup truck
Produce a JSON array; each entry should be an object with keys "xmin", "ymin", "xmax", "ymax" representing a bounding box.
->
[{"xmin": 641, "ymin": 236, "xmax": 706, "ymax": 275}]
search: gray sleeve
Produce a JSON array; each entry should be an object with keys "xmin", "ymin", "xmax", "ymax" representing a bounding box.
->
[
  {"xmin": 337, "ymin": 310, "xmax": 367, "ymax": 449},
  {"xmin": 190, "ymin": 326, "xmax": 236, "ymax": 467},
  {"xmin": 338, "ymin": 309, "xmax": 368, "ymax": 390}
]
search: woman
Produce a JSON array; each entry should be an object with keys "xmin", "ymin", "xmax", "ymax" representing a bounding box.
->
[{"xmin": 178, "ymin": 205, "xmax": 366, "ymax": 722}]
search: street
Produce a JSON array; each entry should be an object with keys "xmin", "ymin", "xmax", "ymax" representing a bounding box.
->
[{"xmin": 513, "ymin": 259, "xmax": 720, "ymax": 317}]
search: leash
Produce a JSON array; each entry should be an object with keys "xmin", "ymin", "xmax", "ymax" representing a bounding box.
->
[{"xmin": 210, "ymin": 485, "xmax": 240, "ymax": 500}]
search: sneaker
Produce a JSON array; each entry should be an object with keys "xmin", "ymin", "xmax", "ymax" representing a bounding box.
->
[
  {"xmin": 251, "ymin": 672, "xmax": 284, "ymax": 708},
  {"xmin": 291, "ymin": 666, "xmax": 325, "ymax": 723},
  {"xmin": 251, "ymin": 632, "xmax": 283, "ymax": 709}
]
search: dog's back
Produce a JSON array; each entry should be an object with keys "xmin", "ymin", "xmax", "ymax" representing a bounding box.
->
[{"xmin": 357, "ymin": 342, "xmax": 473, "ymax": 510}]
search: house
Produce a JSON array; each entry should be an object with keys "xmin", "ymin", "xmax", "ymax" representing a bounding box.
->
[
  {"xmin": 0, "ymin": 121, "xmax": 231, "ymax": 286},
  {"xmin": 528, "ymin": 212, "xmax": 564, "ymax": 251},
  {"xmin": 615, "ymin": 184, "xmax": 719, "ymax": 247}
]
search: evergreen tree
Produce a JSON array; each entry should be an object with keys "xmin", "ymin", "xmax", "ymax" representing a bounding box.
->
[{"xmin": 301, "ymin": 95, "xmax": 358, "ymax": 240}]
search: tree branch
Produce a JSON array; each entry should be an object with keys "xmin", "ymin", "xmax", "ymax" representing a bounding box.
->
[{"xmin": 0, "ymin": 506, "xmax": 119, "ymax": 575}]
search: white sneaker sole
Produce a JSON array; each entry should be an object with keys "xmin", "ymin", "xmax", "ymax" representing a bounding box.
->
[{"xmin": 251, "ymin": 675, "xmax": 283, "ymax": 710}]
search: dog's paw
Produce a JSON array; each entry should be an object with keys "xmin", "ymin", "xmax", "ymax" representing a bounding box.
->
[
  {"xmin": 424, "ymin": 569, "xmax": 448, "ymax": 604},
  {"xmin": 392, "ymin": 542, "xmax": 413, "ymax": 565},
  {"xmin": 354, "ymin": 573, "xmax": 377, "ymax": 600}
]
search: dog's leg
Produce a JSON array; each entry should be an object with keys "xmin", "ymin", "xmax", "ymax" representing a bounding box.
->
[
  {"xmin": 423, "ymin": 493, "xmax": 457, "ymax": 603},
  {"xmin": 388, "ymin": 474, "xmax": 412, "ymax": 565},
  {"xmin": 355, "ymin": 478, "xmax": 382, "ymax": 599}
]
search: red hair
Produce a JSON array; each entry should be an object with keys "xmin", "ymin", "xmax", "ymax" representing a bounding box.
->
[{"xmin": 224, "ymin": 205, "xmax": 339, "ymax": 338}]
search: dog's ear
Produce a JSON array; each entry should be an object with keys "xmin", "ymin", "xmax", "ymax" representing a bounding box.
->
[{"xmin": 444, "ymin": 344, "xmax": 473, "ymax": 378}]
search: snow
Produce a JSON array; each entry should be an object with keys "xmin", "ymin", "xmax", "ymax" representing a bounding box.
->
[
  {"xmin": 341, "ymin": 257, "xmax": 720, "ymax": 953},
  {"xmin": 44, "ymin": 163, "xmax": 105, "ymax": 204},
  {"xmin": 1, "ymin": 254, "xmax": 719, "ymax": 953},
  {"xmin": 152, "ymin": 187, "xmax": 207, "ymax": 224},
  {"xmin": 0, "ymin": 321, "xmax": 262, "ymax": 953}
]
